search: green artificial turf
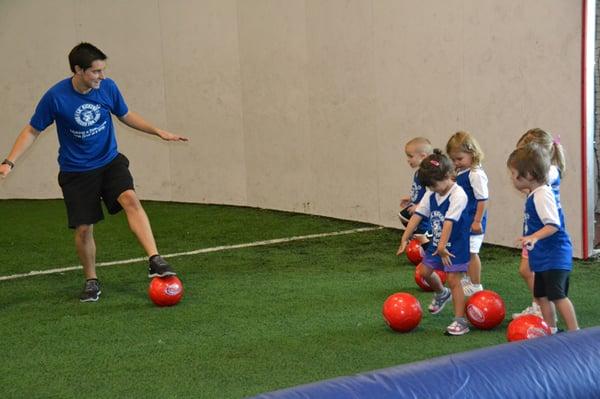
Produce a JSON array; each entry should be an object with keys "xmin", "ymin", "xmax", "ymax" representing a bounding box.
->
[{"xmin": 0, "ymin": 200, "xmax": 598, "ymax": 398}]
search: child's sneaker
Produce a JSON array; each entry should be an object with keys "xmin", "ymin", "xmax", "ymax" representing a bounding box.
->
[
  {"xmin": 463, "ymin": 283, "xmax": 483, "ymax": 297},
  {"xmin": 511, "ymin": 302, "xmax": 542, "ymax": 320},
  {"xmin": 446, "ymin": 318, "xmax": 470, "ymax": 336},
  {"xmin": 79, "ymin": 279, "xmax": 101, "ymax": 302},
  {"xmin": 460, "ymin": 275, "xmax": 471, "ymax": 287},
  {"xmin": 148, "ymin": 255, "xmax": 177, "ymax": 278},
  {"xmin": 428, "ymin": 287, "xmax": 452, "ymax": 314}
]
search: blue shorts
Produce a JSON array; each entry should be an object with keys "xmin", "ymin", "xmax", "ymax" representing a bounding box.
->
[{"xmin": 422, "ymin": 253, "xmax": 469, "ymax": 273}]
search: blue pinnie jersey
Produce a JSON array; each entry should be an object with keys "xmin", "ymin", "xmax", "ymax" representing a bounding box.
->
[
  {"xmin": 409, "ymin": 171, "xmax": 430, "ymax": 233},
  {"xmin": 548, "ymin": 165, "xmax": 564, "ymax": 226},
  {"xmin": 415, "ymin": 183, "xmax": 470, "ymax": 265},
  {"xmin": 523, "ymin": 185, "xmax": 572, "ymax": 272},
  {"xmin": 455, "ymin": 167, "xmax": 488, "ymax": 235}
]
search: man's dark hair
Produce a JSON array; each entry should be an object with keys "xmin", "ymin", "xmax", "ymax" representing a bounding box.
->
[{"xmin": 68, "ymin": 42, "xmax": 107, "ymax": 73}]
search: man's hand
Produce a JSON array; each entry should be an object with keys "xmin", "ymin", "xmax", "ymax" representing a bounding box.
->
[
  {"xmin": 157, "ymin": 129, "xmax": 189, "ymax": 142},
  {"xmin": 0, "ymin": 163, "xmax": 12, "ymax": 179}
]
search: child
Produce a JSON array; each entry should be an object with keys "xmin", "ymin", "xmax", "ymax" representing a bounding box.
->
[
  {"xmin": 446, "ymin": 132, "xmax": 488, "ymax": 296},
  {"xmin": 399, "ymin": 138, "xmax": 433, "ymax": 242},
  {"xmin": 512, "ymin": 128, "xmax": 566, "ymax": 319},
  {"xmin": 507, "ymin": 143, "xmax": 578, "ymax": 332},
  {"xmin": 397, "ymin": 150, "xmax": 471, "ymax": 336}
]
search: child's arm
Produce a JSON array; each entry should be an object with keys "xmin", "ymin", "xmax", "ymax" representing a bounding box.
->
[
  {"xmin": 471, "ymin": 200, "xmax": 487, "ymax": 234},
  {"xmin": 518, "ymin": 225, "xmax": 559, "ymax": 250},
  {"xmin": 432, "ymin": 220, "xmax": 455, "ymax": 266},
  {"xmin": 397, "ymin": 214, "xmax": 423, "ymax": 255},
  {"xmin": 470, "ymin": 169, "xmax": 488, "ymax": 234}
]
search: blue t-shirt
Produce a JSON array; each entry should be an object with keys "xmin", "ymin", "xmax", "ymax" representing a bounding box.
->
[
  {"xmin": 455, "ymin": 167, "xmax": 488, "ymax": 235},
  {"xmin": 523, "ymin": 185, "xmax": 572, "ymax": 272},
  {"xmin": 416, "ymin": 183, "xmax": 470, "ymax": 265},
  {"xmin": 409, "ymin": 171, "xmax": 430, "ymax": 233},
  {"xmin": 30, "ymin": 77, "xmax": 129, "ymax": 172}
]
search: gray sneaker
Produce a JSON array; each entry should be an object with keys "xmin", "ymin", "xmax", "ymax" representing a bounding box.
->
[
  {"xmin": 148, "ymin": 255, "xmax": 176, "ymax": 278},
  {"xmin": 79, "ymin": 279, "xmax": 101, "ymax": 302},
  {"xmin": 446, "ymin": 318, "xmax": 470, "ymax": 336},
  {"xmin": 428, "ymin": 287, "xmax": 451, "ymax": 314}
]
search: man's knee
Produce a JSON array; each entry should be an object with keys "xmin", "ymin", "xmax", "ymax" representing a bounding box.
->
[
  {"xmin": 75, "ymin": 224, "xmax": 94, "ymax": 242},
  {"xmin": 118, "ymin": 190, "xmax": 142, "ymax": 211}
]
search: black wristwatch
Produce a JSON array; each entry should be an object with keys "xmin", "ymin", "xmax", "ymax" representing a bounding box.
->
[{"xmin": 2, "ymin": 159, "xmax": 15, "ymax": 169}]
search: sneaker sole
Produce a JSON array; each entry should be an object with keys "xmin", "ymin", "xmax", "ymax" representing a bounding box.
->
[
  {"xmin": 80, "ymin": 290, "xmax": 101, "ymax": 302},
  {"xmin": 148, "ymin": 271, "xmax": 177, "ymax": 278},
  {"xmin": 444, "ymin": 327, "xmax": 470, "ymax": 336}
]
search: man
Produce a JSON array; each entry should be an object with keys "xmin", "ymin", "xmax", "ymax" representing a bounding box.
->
[{"xmin": 0, "ymin": 43, "xmax": 188, "ymax": 302}]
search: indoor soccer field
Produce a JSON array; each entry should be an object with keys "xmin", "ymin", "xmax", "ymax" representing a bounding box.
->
[{"xmin": 1, "ymin": 199, "xmax": 599, "ymax": 398}]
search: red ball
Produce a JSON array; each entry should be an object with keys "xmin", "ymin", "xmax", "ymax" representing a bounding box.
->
[
  {"xmin": 405, "ymin": 239, "xmax": 424, "ymax": 265},
  {"xmin": 382, "ymin": 292, "xmax": 422, "ymax": 332},
  {"xmin": 148, "ymin": 276, "xmax": 184, "ymax": 306},
  {"xmin": 465, "ymin": 290, "xmax": 506, "ymax": 329},
  {"xmin": 507, "ymin": 315, "xmax": 552, "ymax": 342},
  {"xmin": 414, "ymin": 269, "xmax": 447, "ymax": 292}
]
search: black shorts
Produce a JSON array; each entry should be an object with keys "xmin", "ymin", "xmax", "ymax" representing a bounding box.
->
[
  {"xmin": 58, "ymin": 153, "xmax": 135, "ymax": 228},
  {"xmin": 533, "ymin": 270, "xmax": 570, "ymax": 301}
]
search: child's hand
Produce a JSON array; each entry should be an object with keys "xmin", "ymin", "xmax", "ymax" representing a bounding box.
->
[
  {"xmin": 396, "ymin": 240, "xmax": 408, "ymax": 256},
  {"xmin": 471, "ymin": 221, "xmax": 483, "ymax": 234},
  {"xmin": 517, "ymin": 235, "xmax": 537, "ymax": 251},
  {"xmin": 433, "ymin": 246, "xmax": 454, "ymax": 266},
  {"xmin": 400, "ymin": 198, "xmax": 410, "ymax": 208},
  {"xmin": 407, "ymin": 204, "xmax": 417, "ymax": 214}
]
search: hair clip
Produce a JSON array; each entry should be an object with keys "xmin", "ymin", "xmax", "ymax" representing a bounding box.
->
[
  {"xmin": 430, "ymin": 160, "xmax": 440, "ymax": 167},
  {"xmin": 553, "ymin": 135, "xmax": 561, "ymax": 145}
]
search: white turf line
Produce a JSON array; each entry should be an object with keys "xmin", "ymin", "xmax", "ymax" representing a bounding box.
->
[{"xmin": 0, "ymin": 226, "xmax": 384, "ymax": 282}]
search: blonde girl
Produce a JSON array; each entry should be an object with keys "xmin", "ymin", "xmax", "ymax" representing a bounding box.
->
[{"xmin": 446, "ymin": 132, "xmax": 489, "ymax": 296}]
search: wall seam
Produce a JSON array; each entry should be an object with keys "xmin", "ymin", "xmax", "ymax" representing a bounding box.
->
[
  {"xmin": 156, "ymin": 0, "xmax": 173, "ymax": 201},
  {"xmin": 235, "ymin": 0, "xmax": 249, "ymax": 207}
]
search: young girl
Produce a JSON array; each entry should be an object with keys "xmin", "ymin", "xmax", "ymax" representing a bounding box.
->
[
  {"xmin": 397, "ymin": 150, "xmax": 471, "ymax": 336},
  {"xmin": 446, "ymin": 132, "xmax": 489, "ymax": 296},
  {"xmin": 507, "ymin": 143, "xmax": 578, "ymax": 332},
  {"xmin": 512, "ymin": 128, "xmax": 566, "ymax": 320}
]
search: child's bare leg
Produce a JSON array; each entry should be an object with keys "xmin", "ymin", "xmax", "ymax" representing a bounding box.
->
[
  {"xmin": 536, "ymin": 297, "xmax": 556, "ymax": 328},
  {"xmin": 447, "ymin": 272, "xmax": 465, "ymax": 318},
  {"xmin": 418, "ymin": 263, "xmax": 443, "ymax": 292},
  {"xmin": 519, "ymin": 257, "xmax": 534, "ymax": 292},
  {"xmin": 553, "ymin": 298, "xmax": 579, "ymax": 331},
  {"xmin": 468, "ymin": 253, "xmax": 481, "ymax": 285}
]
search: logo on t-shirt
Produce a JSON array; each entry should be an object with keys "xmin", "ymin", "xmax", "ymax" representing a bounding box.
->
[
  {"xmin": 430, "ymin": 210, "xmax": 444, "ymax": 245},
  {"xmin": 410, "ymin": 181, "xmax": 422, "ymax": 203},
  {"xmin": 74, "ymin": 104, "xmax": 101, "ymax": 127}
]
